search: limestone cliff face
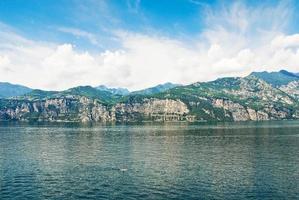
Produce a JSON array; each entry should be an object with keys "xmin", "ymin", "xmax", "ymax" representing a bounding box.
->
[
  {"xmin": 210, "ymin": 97, "xmax": 298, "ymax": 121},
  {"xmin": 211, "ymin": 98, "xmax": 268, "ymax": 121},
  {"xmin": 0, "ymin": 97, "xmax": 112, "ymax": 122},
  {"xmin": 1, "ymin": 95, "xmax": 297, "ymax": 122},
  {"xmin": 210, "ymin": 98, "xmax": 288, "ymax": 121},
  {"xmin": 114, "ymin": 98, "xmax": 192, "ymax": 122},
  {"xmin": 226, "ymin": 76, "xmax": 294, "ymax": 105},
  {"xmin": 78, "ymin": 97, "xmax": 114, "ymax": 122},
  {"xmin": 0, "ymin": 97, "xmax": 192, "ymax": 122}
]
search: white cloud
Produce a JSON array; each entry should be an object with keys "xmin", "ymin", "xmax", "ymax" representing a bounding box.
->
[
  {"xmin": 271, "ymin": 34, "xmax": 299, "ymax": 48},
  {"xmin": 0, "ymin": 2, "xmax": 298, "ymax": 91},
  {"xmin": 0, "ymin": 55, "xmax": 10, "ymax": 66}
]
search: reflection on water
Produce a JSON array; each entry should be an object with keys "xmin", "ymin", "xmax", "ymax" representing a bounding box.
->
[{"xmin": 0, "ymin": 121, "xmax": 299, "ymax": 199}]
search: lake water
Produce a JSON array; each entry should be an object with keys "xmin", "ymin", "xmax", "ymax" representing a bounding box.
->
[{"xmin": 0, "ymin": 121, "xmax": 299, "ymax": 200}]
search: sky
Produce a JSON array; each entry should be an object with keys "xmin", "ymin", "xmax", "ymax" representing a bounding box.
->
[{"xmin": 0, "ymin": 0, "xmax": 299, "ymax": 91}]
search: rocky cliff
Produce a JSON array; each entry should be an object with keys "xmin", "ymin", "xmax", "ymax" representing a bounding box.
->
[{"xmin": 0, "ymin": 97, "xmax": 193, "ymax": 122}]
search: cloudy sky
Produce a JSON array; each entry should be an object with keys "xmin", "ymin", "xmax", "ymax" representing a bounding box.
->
[{"xmin": 0, "ymin": 0, "xmax": 299, "ymax": 91}]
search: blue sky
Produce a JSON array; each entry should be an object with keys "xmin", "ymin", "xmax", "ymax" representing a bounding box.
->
[
  {"xmin": 0, "ymin": 0, "xmax": 217, "ymax": 50},
  {"xmin": 2, "ymin": 0, "xmax": 297, "ymax": 51},
  {"xmin": 0, "ymin": 0, "xmax": 299, "ymax": 90}
]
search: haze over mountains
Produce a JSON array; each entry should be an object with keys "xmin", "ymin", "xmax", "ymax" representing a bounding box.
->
[{"xmin": 0, "ymin": 69, "xmax": 298, "ymax": 123}]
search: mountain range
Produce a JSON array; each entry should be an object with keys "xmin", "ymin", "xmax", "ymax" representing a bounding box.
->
[
  {"xmin": 0, "ymin": 82, "xmax": 180, "ymax": 99},
  {"xmin": 0, "ymin": 69, "xmax": 298, "ymax": 122}
]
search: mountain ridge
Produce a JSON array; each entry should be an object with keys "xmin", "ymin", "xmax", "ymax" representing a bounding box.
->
[
  {"xmin": 0, "ymin": 70, "xmax": 298, "ymax": 122},
  {"xmin": 250, "ymin": 70, "xmax": 299, "ymax": 86}
]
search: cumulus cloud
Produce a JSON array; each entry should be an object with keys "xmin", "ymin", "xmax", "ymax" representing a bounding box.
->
[{"xmin": 0, "ymin": 1, "xmax": 298, "ymax": 91}]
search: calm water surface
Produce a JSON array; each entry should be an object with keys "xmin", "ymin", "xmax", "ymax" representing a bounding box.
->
[{"xmin": 0, "ymin": 121, "xmax": 299, "ymax": 200}]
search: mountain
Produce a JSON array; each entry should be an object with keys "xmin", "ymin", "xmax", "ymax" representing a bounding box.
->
[
  {"xmin": 149, "ymin": 75, "xmax": 299, "ymax": 121},
  {"xmin": 132, "ymin": 82, "xmax": 181, "ymax": 95},
  {"xmin": 1, "ymin": 72, "xmax": 298, "ymax": 122},
  {"xmin": 0, "ymin": 82, "xmax": 32, "ymax": 98},
  {"xmin": 95, "ymin": 85, "xmax": 130, "ymax": 96},
  {"xmin": 21, "ymin": 86, "xmax": 122, "ymax": 105},
  {"xmin": 250, "ymin": 70, "xmax": 299, "ymax": 87}
]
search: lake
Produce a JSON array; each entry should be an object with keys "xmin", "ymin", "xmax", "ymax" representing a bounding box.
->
[{"xmin": 0, "ymin": 121, "xmax": 299, "ymax": 199}]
